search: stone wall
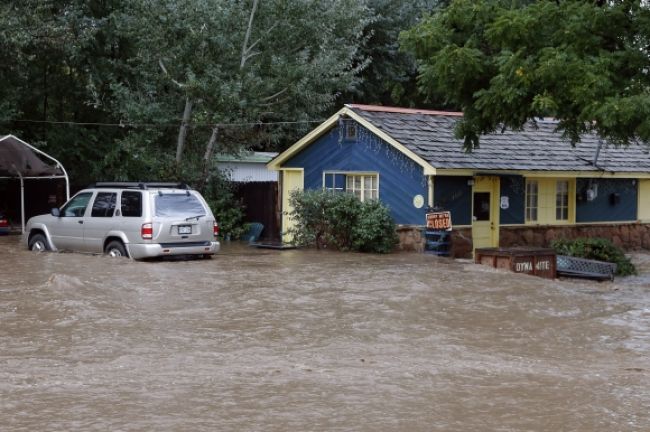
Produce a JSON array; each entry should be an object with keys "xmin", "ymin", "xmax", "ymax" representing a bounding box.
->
[
  {"xmin": 396, "ymin": 223, "xmax": 650, "ymax": 258},
  {"xmin": 500, "ymin": 223, "xmax": 650, "ymax": 250}
]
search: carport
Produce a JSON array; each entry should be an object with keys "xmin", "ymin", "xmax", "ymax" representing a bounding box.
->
[{"xmin": 0, "ymin": 135, "xmax": 70, "ymax": 233}]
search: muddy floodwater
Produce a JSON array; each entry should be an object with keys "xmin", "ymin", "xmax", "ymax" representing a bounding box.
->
[{"xmin": 1, "ymin": 235, "xmax": 649, "ymax": 431}]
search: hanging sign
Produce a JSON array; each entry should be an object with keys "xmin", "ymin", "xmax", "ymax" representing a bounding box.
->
[
  {"xmin": 500, "ymin": 196, "xmax": 509, "ymax": 210},
  {"xmin": 426, "ymin": 211, "xmax": 452, "ymax": 231}
]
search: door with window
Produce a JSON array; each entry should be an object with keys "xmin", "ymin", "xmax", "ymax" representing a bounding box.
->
[
  {"xmin": 48, "ymin": 192, "xmax": 93, "ymax": 251},
  {"xmin": 472, "ymin": 176, "xmax": 500, "ymax": 251},
  {"xmin": 83, "ymin": 191, "xmax": 118, "ymax": 252}
]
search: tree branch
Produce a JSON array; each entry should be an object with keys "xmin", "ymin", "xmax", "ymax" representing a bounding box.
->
[{"xmin": 240, "ymin": 0, "xmax": 259, "ymax": 69}]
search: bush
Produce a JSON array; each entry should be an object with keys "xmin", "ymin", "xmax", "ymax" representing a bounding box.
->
[
  {"xmin": 551, "ymin": 237, "xmax": 636, "ymax": 276},
  {"xmin": 288, "ymin": 190, "xmax": 398, "ymax": 253}
]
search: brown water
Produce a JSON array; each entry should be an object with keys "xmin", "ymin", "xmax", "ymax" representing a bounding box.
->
[{"xmin": 1, "ymin": 235, "xmax": 649, "ymax": 431}]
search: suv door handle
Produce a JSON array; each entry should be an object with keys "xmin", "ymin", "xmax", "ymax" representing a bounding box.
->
[{"xmin": 78, "ymin": 220, "xmax": 84, "ymax": 224}]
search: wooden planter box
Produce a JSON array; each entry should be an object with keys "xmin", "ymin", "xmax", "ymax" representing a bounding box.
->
[{"xmin": 475, "ymin": 247, "xmax": 557, "ymax": 279}]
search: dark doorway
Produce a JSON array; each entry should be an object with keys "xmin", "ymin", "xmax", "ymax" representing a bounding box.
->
[{"xmin": 234, "ymin": 182, "xmax": 280, "ymax": 240}]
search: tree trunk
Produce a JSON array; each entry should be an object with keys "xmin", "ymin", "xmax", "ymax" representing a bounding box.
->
[
  {"xmin": 240, "ymin": 0, "xmax": 259, "ymax": 69},
  {"xmin": 197, "ymin": 126, "xmax": 218, "ymax": 192},
  {"xmin": 175, "ymin": 97, "xmax": 193, "ymax": 164}
]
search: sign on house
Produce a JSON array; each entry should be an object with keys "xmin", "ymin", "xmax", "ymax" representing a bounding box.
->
[{"xmin": 426, "ymin": 211, "xmax": 452, "ymax": 231}]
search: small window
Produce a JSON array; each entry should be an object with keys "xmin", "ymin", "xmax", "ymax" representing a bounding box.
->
[
  {"xmin": 344, "ymin": 120, "xmax": 357, "ymax": 140},
  {"xmin": 121, "ymin": 191, "xmax": 142, "ymax": 217},
  {"xmin": 525, "ymin": 180, "xmax": 538, "ymax": 222},
  {"xmin": 556, "ymin": 180, "xmax": 569, "ymax": 220},
  {"xmin": 324, "ymin": 173, "xmax": 346, "ymax": 193},
  {"xmin": 91, "ymin": 192, "xmax": 117, "ymax": 217},
  {"xmin": 473, "ymin": 192, "xmax": 491, "ymax": 221},
  {"xmin": 61, "ymin": 192, "xmax": 93, "ymax": 217}
]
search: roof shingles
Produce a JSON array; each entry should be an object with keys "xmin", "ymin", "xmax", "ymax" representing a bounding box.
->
[{"xmin": 350, "ymin": 106, "xmax": 650, "ymax": 173}]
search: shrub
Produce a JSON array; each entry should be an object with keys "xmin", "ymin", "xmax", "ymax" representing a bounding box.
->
[
  {"xmin": 288, "ymin": 190, "xmax": 398, "ymax": 253},
  {"xmin": 551, "ymin": 237, "xmax": 636, "ymax": 276}
]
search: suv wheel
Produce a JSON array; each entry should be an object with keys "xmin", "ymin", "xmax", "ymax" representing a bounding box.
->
[
  {"xmin": 29, "ymin": 234, "xmax": 50, "ymax": 252},
  {"xmin": 105, "ymin": 240, "xmax": 128, "ymax": 258}
]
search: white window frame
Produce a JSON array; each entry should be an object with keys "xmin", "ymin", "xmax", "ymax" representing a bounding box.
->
[
  {"xmin": 322, "ymin": 171, "xmax": 379, "ymax": 201},
  {"xmin": 525, "ymin": 179, "xmax": 538, "ymax": 222},
  {"xmin": 556, "ymin": 180, "xmax": 569, "ymax": 221}
]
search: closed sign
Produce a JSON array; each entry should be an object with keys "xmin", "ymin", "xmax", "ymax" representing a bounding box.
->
[{"xmin": 426, "ymin": 211, "xmax": 452, "ymax": 230}]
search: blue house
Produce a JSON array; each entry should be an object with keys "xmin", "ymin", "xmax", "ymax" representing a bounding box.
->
[{"xmin": 268, "ymin": 105, "xmax": 650, "ymax": 256}]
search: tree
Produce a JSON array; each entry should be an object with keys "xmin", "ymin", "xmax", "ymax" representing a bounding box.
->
[
  {"xmin": 113, "ymin": 0, "xmax": 373, "ymax": 183},
  {"xmin": 345, "ymin": 0, "xmax": 444, "ymax": 107},
  {"xmin": 400, "ymin": 0, "xmax": 650, "ymax": 150}
]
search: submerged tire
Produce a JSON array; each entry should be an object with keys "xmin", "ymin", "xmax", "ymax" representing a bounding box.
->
[
  {"xmin": 28, "ymin": 234, "xmax": 50, "ymax": 252},
  {"xmin": 105, "ymin": 240, "xmax": 128, "ymax": 258}
]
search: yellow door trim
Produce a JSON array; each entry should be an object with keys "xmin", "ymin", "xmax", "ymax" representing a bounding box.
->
[{"xmin": 280, "ymin": 168, "xmax": 304, "ymax": 243}]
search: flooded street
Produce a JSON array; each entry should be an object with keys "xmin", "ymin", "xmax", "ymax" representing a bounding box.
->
[{"xmin": 1, "ymin": 235, "xmax": 649, "ymax": 431}]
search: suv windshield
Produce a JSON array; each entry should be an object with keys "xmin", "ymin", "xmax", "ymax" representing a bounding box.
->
[{"xmin": 154, "ymin": 193, "xmax": 206, "ymax": 217}]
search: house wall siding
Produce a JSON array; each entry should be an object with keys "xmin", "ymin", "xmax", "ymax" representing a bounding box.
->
[
  {"xmin": 576, "ymin": 178, "xmax": 637, "ymax": 222},
  {"xmin": 433, "ymin": 176, "xmax": 472, "ymax": 226},
  {"xmin": 283, "ymin": 125, "xmax": 428, "ymax": 224}
]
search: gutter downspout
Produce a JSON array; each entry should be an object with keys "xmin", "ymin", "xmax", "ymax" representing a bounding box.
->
[{"xmin": 593, "ymin": 139, "xmax": 604, "ymax": 169}]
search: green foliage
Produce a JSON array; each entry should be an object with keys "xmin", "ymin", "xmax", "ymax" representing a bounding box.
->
[
  {"xmin": 551, "ymin": 237, "xmax": 636, "ymax": 276},
  {"xmin": 400, "ymin": 0, "xmax": 650, "ymax": 150},
  {"xmin": 0, "ymin": 0, "xmax": 374, "ymax": 187},
  {"xmin": 288, "ymin": 190, "xmax": 398, "ymax": 253}
]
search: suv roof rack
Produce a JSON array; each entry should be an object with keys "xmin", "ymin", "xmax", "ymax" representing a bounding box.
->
[{"xmin": 89, "ymin": 182, "xmax": 192, "ymax": 190}]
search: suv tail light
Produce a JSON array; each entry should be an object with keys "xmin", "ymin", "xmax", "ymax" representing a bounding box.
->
[
  {"xmin": 141, "ymin": 222, "xmax": 153, "ymax": 239},
  {"xmin": 213, "ymin": 221, "xmax": 219, "ymax": 237}
]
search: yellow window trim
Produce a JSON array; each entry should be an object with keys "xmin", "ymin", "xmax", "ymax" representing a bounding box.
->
[{"xmin": 524, "ymin": 177, "xmax": 576, "ymax": 225}]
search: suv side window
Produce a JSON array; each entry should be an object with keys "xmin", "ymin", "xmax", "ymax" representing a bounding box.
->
[
  {"xmin": 60, "ymin": 192, "xmax": 93, "ymax": 217},
  {"xmin": 121, "ymin": 191, "xmax": 142, "ymax": 217},
  {"xmin": 91, "ymin": 192, "xmax": 117, "ymax": 217}
]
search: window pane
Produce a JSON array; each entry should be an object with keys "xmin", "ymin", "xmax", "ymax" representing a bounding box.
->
[
  {"xmin": 91, "ymin": 192, "xmax": 117, "ymax": 217},
  {"xmin": 473, "ymin": 192, "xmax": 491, "ymax": 221},
  {"xmin": 155, "ymin": 194, "xmax": 205, "ymax": 217},
  {"xmin": 61, "ymin": 192, "xmax": 93, "ymax": 217},
  {"xmin": 525, "ymin": 180, "xmax": 538, "ymax": 222},
  {"xmin": 121, "ymin": 191, "xmax": 142, "ymax": 217}
]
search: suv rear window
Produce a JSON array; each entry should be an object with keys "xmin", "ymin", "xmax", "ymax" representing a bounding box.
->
[{"xmin": 155, "ymin": 193, "xmax": 205, "ymax": 217}]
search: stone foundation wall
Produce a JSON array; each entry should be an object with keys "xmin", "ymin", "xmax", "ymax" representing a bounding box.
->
[
  {"xmin": 396, "ymin": 223, "xmax": 650, "ymax": 258},
  {"xmin": 500, "ymin": 223, "xmax": 650, "ymax": 250}
]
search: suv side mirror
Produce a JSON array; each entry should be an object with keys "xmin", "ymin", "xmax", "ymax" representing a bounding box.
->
[{"xmin": 51, "ymin": 208, "xmax": 60, "ymax": 217}]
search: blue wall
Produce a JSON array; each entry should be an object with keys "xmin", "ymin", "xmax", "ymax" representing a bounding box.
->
[
  {"xmin": 433, "ymin": 176, "xmax": 472, "ymax": 226},
  {"xmin": 500, "ymin": 175, "xmax": 525, "ymax": 225},
  {"xmin": 576, "ymin": 178, "xmax": 637, "ymax": 222},
  {"xmin": 284, "ymin": 124, "xmax": 428, "ymax": 224}
]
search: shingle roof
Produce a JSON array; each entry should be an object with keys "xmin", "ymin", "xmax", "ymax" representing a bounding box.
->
[{"xmin": 348, "ymin": 105, "xmax": 650, "ymax": 173}]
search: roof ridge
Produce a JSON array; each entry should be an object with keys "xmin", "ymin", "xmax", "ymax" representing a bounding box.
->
[{"xmin": 345, "ymin": 104, "xmax": 463, "ymax": 117}]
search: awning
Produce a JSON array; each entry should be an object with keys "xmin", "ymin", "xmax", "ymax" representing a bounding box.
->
[{"xmin": 0, "ymin": 134, "xmax": 70, "ymax": 233}]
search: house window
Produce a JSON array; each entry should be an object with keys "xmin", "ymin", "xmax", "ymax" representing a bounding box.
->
[
  {"xmin": 323, "ymin": 172, "xmax": 379, "ymax": 201},
  {"xmin": 525, "ymin": 180, "xmax": 538, "ymax": 222},
  {"xmin": 344, "ymin": 120, "xmax": 357, "ymax": 140},
  {"xmin": 347, "ymin": 174, "xmax": 378, "ymax": 201},
  {"xmin": 556, "ymin": 180, "xmax": 569, "ymax": 220}
]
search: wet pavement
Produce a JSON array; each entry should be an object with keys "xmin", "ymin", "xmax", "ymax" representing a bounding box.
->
[{"xmin": 1, "ymin": 235, "xmax": 649, "ymax": 431}]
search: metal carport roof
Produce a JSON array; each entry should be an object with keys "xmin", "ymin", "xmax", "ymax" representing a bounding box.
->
[{"xmin": 0, "ymin": 134, "xmax": 69, "ymax": 233}]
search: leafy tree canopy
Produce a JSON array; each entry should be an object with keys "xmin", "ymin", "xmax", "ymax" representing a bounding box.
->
[{"xmin": 400, "ymin": 0, "xmax": 650, "ymax": 150}]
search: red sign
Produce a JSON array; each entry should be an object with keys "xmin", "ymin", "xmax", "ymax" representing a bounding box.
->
[{"xmin": 426, "ymin": 211, "xmax": 452, "ymax": 231}]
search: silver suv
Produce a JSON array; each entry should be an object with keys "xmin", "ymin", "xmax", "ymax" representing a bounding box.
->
[{"xmin": 24, "ymin": 182, "xmax": 220, "ymax": 259}]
